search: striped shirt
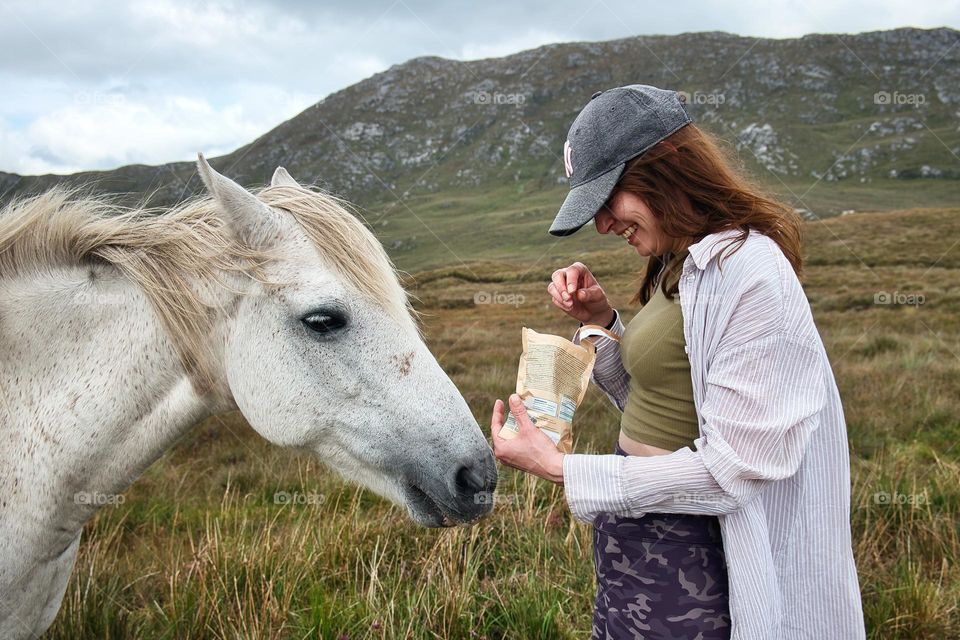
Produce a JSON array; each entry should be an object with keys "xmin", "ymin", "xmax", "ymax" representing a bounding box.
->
[{"xmin": 565, "ymin": 227, "xmax": 866, "ymax": 640}]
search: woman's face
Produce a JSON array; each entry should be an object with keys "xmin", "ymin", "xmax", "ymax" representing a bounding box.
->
[{"xmin": 593, "ymin": 190, "xmax": 682, "ymax": 257}]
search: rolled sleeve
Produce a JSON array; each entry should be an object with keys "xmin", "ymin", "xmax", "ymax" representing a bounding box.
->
[{"xmin": 562, "ymin": 452, "xmax": 628, "ymax": 522}]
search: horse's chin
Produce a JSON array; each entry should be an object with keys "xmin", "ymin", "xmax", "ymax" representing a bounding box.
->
[{"xmin": 401, "ymin": 482, "xmax": 469, "ymax": 528}]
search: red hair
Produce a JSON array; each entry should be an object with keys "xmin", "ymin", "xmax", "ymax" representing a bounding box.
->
[{"xmin": 611, "ymin": 124, "xmax": 804, "ymax": 305}]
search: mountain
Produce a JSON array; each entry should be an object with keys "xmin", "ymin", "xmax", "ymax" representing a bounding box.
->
[{"xmin": 2, "ymin": 27, "xmax": 958, "ymax": 270}]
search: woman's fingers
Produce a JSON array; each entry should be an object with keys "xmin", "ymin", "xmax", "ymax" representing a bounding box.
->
[
  {"xmin": 546, "ymin": 281, "xmax": 561, "ymax": 304},
  {"xmin": 508, "ymin": 394, "xmax": 532, "ymax": 430},
  {"xmin": 550, "ymin": 269, "xmax": 571, "ymax": 302},
  {"xmin": 547, "ymin": 282, "xmax": 573, "ymax": 310},
  {"xmin": 552, "ymin": 263, "xmax": 592, "ymax": 306},
  {"xmin": 490, "ymin": 399, "xmax": 505, "ymax": 438},
  {"xmin": 491, "ymin": 399, "xmax": 521, "ymax": 470},
  {"xmin": 577, "ymin": 285, "xmax": 605, "ymax": 303},
  {"xmin": 564, "ymin": 263, "xmax": 585, "ymax": 295}
]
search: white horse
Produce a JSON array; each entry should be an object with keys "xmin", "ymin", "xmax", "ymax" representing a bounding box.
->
[{"xmin": 0, "ymin": 155, "xmax": 497, "ymax": 639}]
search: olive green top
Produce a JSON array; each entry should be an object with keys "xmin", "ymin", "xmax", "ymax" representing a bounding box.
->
[{"xmin": 619, "ymin": 252, "xmax": 700, "ymax": 451}]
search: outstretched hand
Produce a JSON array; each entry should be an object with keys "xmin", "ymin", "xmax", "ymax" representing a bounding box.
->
[{"xmin": 490, "ymin": 395, "xmax": 565, "ymax": 484}]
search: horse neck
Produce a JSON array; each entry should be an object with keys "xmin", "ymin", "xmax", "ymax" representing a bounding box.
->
[{"xmin": 0, "ymin": 264, "xmax": 234, "ymax": 542}]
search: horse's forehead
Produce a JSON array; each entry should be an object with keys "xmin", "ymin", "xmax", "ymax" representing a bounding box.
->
[
  {"xmin": 265, "ymin": 223, "xmax": 337, "ymax": 277},
  {"xmin": 261, "ymin": 251, "xmax": 364, "ymax": 310},
  {"xmin": 273, "ymin": 270, "xmax": 348, "ymax": 301},
  {"xmin": 255, "ymin": 201, "xmax": 411, "ymax": 327}
]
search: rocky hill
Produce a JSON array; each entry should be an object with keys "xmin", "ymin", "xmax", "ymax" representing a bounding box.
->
[{"xmin": 3, "ymin": 27, "xmax": 957, "ymax": 207}]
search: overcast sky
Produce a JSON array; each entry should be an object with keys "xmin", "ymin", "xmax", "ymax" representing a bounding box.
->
[{"xmin": 2, "ymin": 0, "xmax": 957, "ymax": 175}]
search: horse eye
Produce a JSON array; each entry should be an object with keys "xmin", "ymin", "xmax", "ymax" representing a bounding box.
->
[{"xmin": 301, "ymin": 311, "xmax": 348, "ymax": 335}]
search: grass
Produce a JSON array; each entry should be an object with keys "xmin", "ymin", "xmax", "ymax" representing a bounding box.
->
[
  {"xmin": 47, "ymin": 205, "xmax": 960, "ymax": 639},
  {"xmin": 363, "ymin": 178, "xmax": 960, "ymax": 273}
]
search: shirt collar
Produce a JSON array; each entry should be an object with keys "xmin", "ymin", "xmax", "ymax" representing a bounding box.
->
[{"xmin": 686, "ymin": 227, "xmax": 751, "ymax": 271}]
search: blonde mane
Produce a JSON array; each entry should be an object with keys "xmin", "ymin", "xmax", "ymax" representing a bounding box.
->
[{"xmin": 0, "ymin": 184, "xmax": 413, "ymax": 392}]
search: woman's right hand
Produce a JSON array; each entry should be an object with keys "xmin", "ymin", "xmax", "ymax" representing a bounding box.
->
[{"xmin": 548, "ymin": 262, "xmax": 614, "ymax": 326}]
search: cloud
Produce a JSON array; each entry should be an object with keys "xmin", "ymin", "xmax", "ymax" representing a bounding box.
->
[
  {"xmin": 2, "ymin": 0, "xmax": 958, "ymax": 174},
  {"xmin": 0, "ymin": 81, "xmax": 316, "ymax": 174},
  {"xmin": 458, "ymin": 28, "xmax": 569, "ymax": 61}
]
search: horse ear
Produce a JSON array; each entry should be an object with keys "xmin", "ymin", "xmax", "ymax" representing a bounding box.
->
[
  {"xmin": 271, "ymin": 166, "xmax": 300, "ymax": 188},
  {"xmin": 196, "ymin": 152, "xmax": 281, "ymax": 249}
]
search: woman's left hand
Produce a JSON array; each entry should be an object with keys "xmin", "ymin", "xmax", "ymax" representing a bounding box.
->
[{"xmin": 491, "ymin": 395, "xmax": 565, "ymax": 484}]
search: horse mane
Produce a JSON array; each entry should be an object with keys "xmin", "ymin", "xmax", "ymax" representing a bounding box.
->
[{"xmin": 0, "ymin": 184, "xmax": 413, "ymax": 392}]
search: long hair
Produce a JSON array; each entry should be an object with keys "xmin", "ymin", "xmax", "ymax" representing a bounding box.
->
[{"xmin": 614, "ymin": 123, "xmax": 804, "ymax": 306}]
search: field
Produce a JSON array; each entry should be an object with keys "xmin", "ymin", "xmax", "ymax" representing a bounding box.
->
[
  {"xmin": 48, "ymin": 206, "xmax": 960, "ymax": 639},
  {"xmin": 367, "ymin": 178, "xmax": 960, "ymax": 273}
]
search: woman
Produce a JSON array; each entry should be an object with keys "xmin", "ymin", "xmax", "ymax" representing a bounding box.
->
[{"xmin": 491, "ymin": 85, "xmax": 865, "ymax": 639}]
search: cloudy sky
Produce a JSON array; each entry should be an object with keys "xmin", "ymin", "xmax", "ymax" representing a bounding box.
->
[{"xmin": 2, "ymin": 0, "xmax": 958, "ymax": 175}]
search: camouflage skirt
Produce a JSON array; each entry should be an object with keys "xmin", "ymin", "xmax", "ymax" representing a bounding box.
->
[{"xmin": 591, "ymin": 444, "xmax": 731, "ymax": 639}]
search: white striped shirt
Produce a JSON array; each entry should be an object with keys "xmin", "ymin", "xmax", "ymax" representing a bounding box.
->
[{"xmin": 564, "ymin": 227, "xmax": 866, "ymax": 640}]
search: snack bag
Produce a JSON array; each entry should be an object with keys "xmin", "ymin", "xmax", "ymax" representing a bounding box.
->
[{"xmin": 500, "ymin": 325, "xmax": 618, "ymax": 453}]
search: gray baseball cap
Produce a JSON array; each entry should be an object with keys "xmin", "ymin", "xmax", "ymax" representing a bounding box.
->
[{"xmin": 549, "ymin": 84, "xmax": 693, "ymax": 236}]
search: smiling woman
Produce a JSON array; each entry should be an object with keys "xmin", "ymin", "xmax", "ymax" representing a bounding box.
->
[{"xmin": 491, "ymin": 84, "xmax": 866, "ymax": 640}]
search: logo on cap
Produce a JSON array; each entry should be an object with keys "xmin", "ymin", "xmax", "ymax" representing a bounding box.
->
[{"xmin": 563, "ymin": 140, "xmax": 573, "ymax": 178}]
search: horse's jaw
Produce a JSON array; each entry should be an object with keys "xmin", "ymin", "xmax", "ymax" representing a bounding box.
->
[{"xmin": 309, "ymin": 432, "xmax": 497, "ymax": 529}]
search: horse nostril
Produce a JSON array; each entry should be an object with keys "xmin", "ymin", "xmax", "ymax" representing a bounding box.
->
[{"xmin": 454, "ymin": 462, "xmax": 487, "ymax": 496}]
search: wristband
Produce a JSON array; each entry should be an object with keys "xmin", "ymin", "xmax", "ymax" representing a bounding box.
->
[
  {"xmin": 604, "ymin": 309, "xmax": 618, "ymax": 330},
  {"xmin": 579, "ymin": 309, "xmax": 618, "ymax": 331}
]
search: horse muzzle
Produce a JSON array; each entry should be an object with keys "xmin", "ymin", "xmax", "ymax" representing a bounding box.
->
[{"xmin": 401, "ymin": 450, "xmax": 498, "ymax": 527}]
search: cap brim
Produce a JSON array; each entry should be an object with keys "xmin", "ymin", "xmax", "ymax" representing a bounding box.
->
[{"xmin": 548, "ymin": 163, "xmax": 625, "ymax": 236}]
